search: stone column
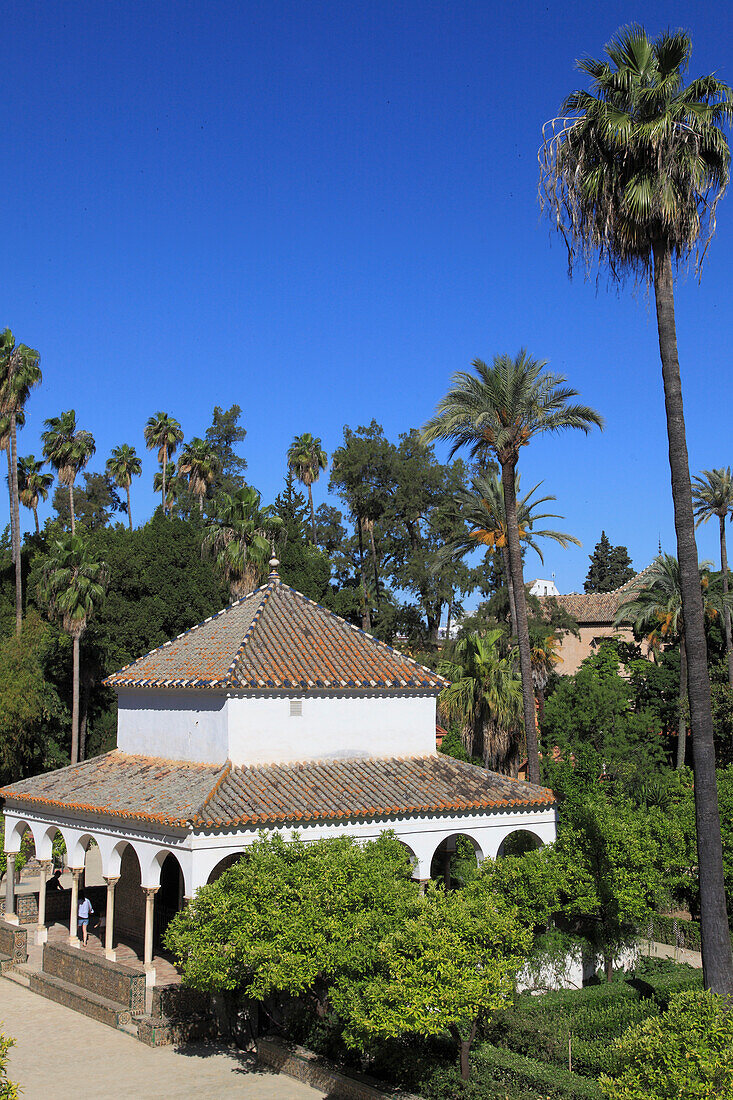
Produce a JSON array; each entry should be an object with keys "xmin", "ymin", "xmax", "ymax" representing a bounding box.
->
[
  {"xmin": 69, "ymin": 868, "xmax": 83, "ymax": 946},
  {"xmin": 143, "ymin": 886, "xmax": 159, "ymax": 985},
  {"xmin": 36, "ymin": 860, "xmax": 52, "ymax": 944},
  {"xmin": 104, "ymin": 877, "xmax": 119, "ymax": 961},
  {"xmin": 4, "ymin": 854, "xmax": 18, "ymax": 925}
]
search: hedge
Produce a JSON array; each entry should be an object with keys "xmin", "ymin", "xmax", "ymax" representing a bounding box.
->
[{"xmin": 474, "ymin": 1043, "xmax": 603, "ymax": 1099}]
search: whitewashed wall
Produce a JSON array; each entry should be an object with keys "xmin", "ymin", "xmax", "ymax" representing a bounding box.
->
[{"xmin": 115, "ymin": 689, "xmax": 437, "ymax": 766}]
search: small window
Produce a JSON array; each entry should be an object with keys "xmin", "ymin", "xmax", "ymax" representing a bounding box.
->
[{"xmin": 289, "ymin": 699, "xmax": 303, "ymax": 717}]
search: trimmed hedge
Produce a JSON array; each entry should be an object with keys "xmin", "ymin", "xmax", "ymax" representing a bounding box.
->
[
  {"xmin": 474, "ymin": 1043, "xmax": 603, "ymax": 1099},
  {"xmin": 649, "ymin": 914, "xmax": 702, "ymax": 953}
]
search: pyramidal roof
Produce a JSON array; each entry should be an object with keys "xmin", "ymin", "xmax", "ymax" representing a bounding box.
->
[
  {"xmin": 105, "ymin": 566, "xmax": 446, "ymax": 694},
  {"xmin": 542, "ymin": 563, "xmax": 655, "ymax": 625}
]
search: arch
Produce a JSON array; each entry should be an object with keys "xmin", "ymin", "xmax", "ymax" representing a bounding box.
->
[
  {"xmin": 430, "ymin": 832, "xmax": 484, "ymax": 889},
  {"xmin": 35, "ymin": 824, "xmax": 73, "ymax": 866},
  {"xmin": 4, "ymin": 817, "xmax": 35, "ymax": 855},
  {"xmin": 154, "ymin": 854, "xmax": 185, "ymax": 949},
  {"xmin": 65, "ymin": 831, "xmax": 98, "ymax": 870},
  {"xmin": 396, "ymin": 840, "xmax": 419, "ymax": 877},
  {"xmin": 206, "ymin": 851, "xmax": 247, "ymax": 885},
  {"xmin": 496, "ymin": 829, "xmax": 544, "ymax": 859}
]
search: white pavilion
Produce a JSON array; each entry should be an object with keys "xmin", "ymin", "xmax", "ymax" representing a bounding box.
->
[{"xmin": 1, "ymin": 561, "xmax": 556, "ymax": 984}]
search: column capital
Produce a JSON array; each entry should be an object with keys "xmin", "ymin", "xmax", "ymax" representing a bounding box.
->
[
  {"xmin": 70, "ymin": 867, "xmax": 84, "ymax": 878},
  {"xmin": 38, "ymin": 859, "xmax": 53, "ymax": 873},
  {"xmin": 142, "ymin": 885, "xmax": 160, "ymax": 897},
  {"xmin": 103, "ymin": 876, "xmax": 120, "ymax": 887}
]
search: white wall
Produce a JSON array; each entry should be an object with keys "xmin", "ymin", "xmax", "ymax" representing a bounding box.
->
[
  {"xmin": 116, "ymin": 690, "xmax": 229, "ymax": 764},
  {"xmin": 115, "ymin": 689, "xmax": 437, "ymax": 766},
  {"xmin": 226, "ymin": 693, "xmax": 437, "ymax": 765}
]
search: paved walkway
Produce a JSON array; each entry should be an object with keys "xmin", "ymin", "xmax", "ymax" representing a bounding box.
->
[{"xmin": 1, "ymin": 981, "xmax": 325, "ymax": 1100}]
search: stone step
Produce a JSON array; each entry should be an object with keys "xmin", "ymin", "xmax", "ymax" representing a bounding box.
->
[
  {"xmin": 0, "ymin": 952, "xmax": 13, "ymax": 974},
  {"xmin": 117, "ymin": 1020, "xmax": 141, "ymax": 1040},
  {"xmin": 29, "ymin": 971, "xmax": 133, "ymax": 1030},
  {"xmin": 2, "ymin": 967, "xmax": 30, "ymax": 989}
]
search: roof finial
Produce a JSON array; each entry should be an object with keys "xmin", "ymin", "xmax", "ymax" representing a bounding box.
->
[{"xmin": 269, "ymin": 555, "xmax": 280, "ymax": 581}]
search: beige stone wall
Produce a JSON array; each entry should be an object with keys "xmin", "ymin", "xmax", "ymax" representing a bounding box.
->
[{"xmin": 556, "ymin": 624, "xmax": 639, "ymax": 675}]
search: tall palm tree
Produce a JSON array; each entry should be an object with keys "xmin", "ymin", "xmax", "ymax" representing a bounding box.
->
[
  {"xmin": 1, "ymin": 410, "xmax": 24, "ymax": 565},
  {"xmin": 530, "ymin": 633, "xmax": 563, "ymax": 725},
  {"xmin": 0, "ymin": 330, "xmax": 41, "ymax": 635},
  {"xmin": 423, "ymin": 351, "xmax": 601, "ymax": 785},
  {"xmin": 40, "ymin": 535, "xmax": 108, "ymax": 764},
  {"xmin": 443, "ymin": 472, "xmax": 580, "ymax": 637},
  {"xmin": 17, "ymin": 455, "xmax": 53, "ymax": 534},
  {"xmin": 144, "ymin": 412, "xmax": 183, "ymax": 515},
  {"xmin": 287, "ymin": 433, "xmax": 328, "ymax": 543},
  {"xmin": 693, "ymin": 468, "xmax": 733, "ymax": 688},
  {"xmin": 438, "ymin": 629, "xmax": 523, "ymax": 773},
  {"xmin": 153, "ymin": 469, "xmax": 184, "ymax": 512},
  {"xmin": 540, "ymin": 25, "xmax": 733, "ymax": 994},
  {"xmin": 106, "ymin": 444, "xmax": 142, "ymax": 530},
  {"xmin": 177, "ymin": 437, "xmax": 221, "ymax": 515},
  {"xmin": 203, "ymin": 487, "xmax": 282, "ymax": 600},
  {"xmin": 41, "ymin": 411, "xmax": 96, "ymax": 536}
]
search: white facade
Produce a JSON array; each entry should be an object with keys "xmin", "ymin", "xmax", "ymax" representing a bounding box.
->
[
  {"xmin": 529, "ymin": 578, "xmax": 560, "ymax": 598},
  {"xmin": 117, "ymin": 689, "xmax": 437, "ymax": 766}
]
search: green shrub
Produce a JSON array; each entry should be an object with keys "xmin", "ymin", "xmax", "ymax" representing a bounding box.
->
[
  {"xmin": 599, "ymin": 990, "xmax": 733, "ymax": 1099},
  {"xmin": 474, "ymin": 1043, "xmax": 603, "ymax": 1099},
  {"xmin": 648, "ymin": 914, "xmax": 702, "ymax": 953},
  {"xmin": 0, "ymin": 1030, "xmax": 18, "ymax": 1100}
]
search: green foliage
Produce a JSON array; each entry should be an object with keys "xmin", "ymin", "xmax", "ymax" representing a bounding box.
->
[
  {"xmin": 52, "ymin": 471, "xmax": 123, "ymax": 530},
  {"xmin": 478, "ymin": 846, "xmax": 564, "ymax": 931},
  {"xmin": 584, "ymin": 533, "xmax": 634, "ymax": 594},
  {"xmin": 543, "ymin": 641, "xmax": 665, "ymax": 771},
  {"xmin": 0, "ymin": 612, "xmax": 65, "ymax": 782},
  {"xmin": 0, "ymin": 1029, "xmax": 18, "ymax": 1100},
  {"xmin": 204, "ymin": 404, "xmax": 247, "ymax": 497},
  {"xmin": 599, "ymin": 990, "xmax": 733, "ymax": 1099},
  {"xmin": 165, "ymin": 832, "xmax": 416, "ymax": 1004},
  {"xmin": 474, "ymin": 1043, "xmax": 603, "ymax": 1100}
]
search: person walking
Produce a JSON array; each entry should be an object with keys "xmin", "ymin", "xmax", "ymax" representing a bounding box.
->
[{"xmin": 77, "ymin": 889, "xmax": 94, "ymax": 946}]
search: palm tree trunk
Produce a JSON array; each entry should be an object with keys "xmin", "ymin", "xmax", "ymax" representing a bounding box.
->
[
  {"xmin": 10, "ymin": 413, "xmax": 22, "ymax": 636},
  {"xmin": 162, "ymin": 446, "xmax": 168, "ymax": 515},
  {"xmin": 307, "ymin": 483, "xmax": 316, "ymax": 544},
  {"xmin": 367, "ymin": 521, "xmax": 381, "ymax": 609},
  {"xmin": 356, "ymin": 516, "xmax": 371, "ymax": 631},
  {"xmin": 5, "ymin": 445, "xmax": 16, "ymax": 568},
  {"xmin": 719, "ymin": 515, "xmax": 733, "ymax": 689},
  {"xmin": 501, "ymin": 545, "xmax": 518, "ymax": 637},
  {"xmin": 653, "ymin": 240, "xmax": 733, "ymax": 995},
  {"xmin": 126, "ymin": 484, "xmax": 133, "ymax": 531},
  {"xmin": 501, "ymin": 460, "xmax": 540, "ymax": 785},
  {"xmin": 199, "ymin": 494, "xmax": 204, "ymax": 517},
  {"xmin": 32, "ymin": 505, "xmax": 39, "ymax": 535},
  {"xmin": 676, "ymin": 634, "xmax": 687, "ymax": 770},
  {"xmin": 68, "ymin": 481, "xmax": 75, "ymax": 536},
  {"xmin": 71, "ymin": 633, "xmax": 80, "ymax": 765}
]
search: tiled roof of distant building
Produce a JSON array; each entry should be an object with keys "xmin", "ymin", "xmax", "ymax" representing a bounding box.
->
[{"xmin": 544, "ymin": 565, "xmax": 653, "ymax": 624}]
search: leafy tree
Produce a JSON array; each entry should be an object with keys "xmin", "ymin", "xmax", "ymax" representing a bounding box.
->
[
  {"xmin": 152, "ymin": 468, "xmax": 184, "ymax": 513},
  {"xmin": 423, "ymin": 351, "xmax": 602, "ymax": 783},
  {"xmin": 144, "ymin": 411, "xmax": 183, "ymax": 515},
  {"xmin": 0, "ymin": 330, "xmax": 41, "ymax": 635},
  {"xmin": 438, "ymin": 629, "xmax": 522, "ymax": 772},
  {"xmin": 333, "ymin": 882, "xmax": 531, "ymax": 1081},
  {"xmin": 543, "ymin": 640, "xmax": 664, "ymax": 773},
  {"xmin": 203, "ymin": 486, "xmax": 281, "ymax": 599},
  {"xmin": 17, "ymin": 455, "xmax": 53, "ymax": 535},
  {"xmin": 693, "ymin": 468, "xmax": 733, "ymax": 688},
  {"xmin": 40, "ymin": 535, "xmax": 108, "ymax": 763},
  {"xmin": 177, "ymin": 437, "xmax": 221, "ymax": 515},
  {"xmin": 541, "ymin": 24, "xmax": 733, "ymax": 995},
  {"xmin": 599, "ymin": 990, "xmax": 733, "ymax": 1100},
  {"xmin": 273, "ymin": 473, "xmax": 333, "ymax": 603},
  {"xmin": 584, "ymin": 532, "xmax": 635, "ymax": 593},
  {"xmin": 0, "ymin": 1028, "xmax": 18, "ymax": 1100},
  {"xmin": 287, "ymin": 433, "xmax": 328, "ymax": 544},
  {"xmin": 204, "ymin": 404, "xmax": 247, "ymax": 495},
  {"xmin": 41, "ymin": 410, "xmax": 95, "ymax": 537},
  {"xmin": 52, "ymin": 471, "xmax": 124, "ymax": 532},
  {"xmin": 165, "ymin": 833, "xmax": 416, "ymax": 1015},
  {"xmin": 105, "ymin": 444, "xmax": 142, "ymax": 530},
  {"xmin": 0, "ymin": 612, "xmax": 64, "ymax": 783}
]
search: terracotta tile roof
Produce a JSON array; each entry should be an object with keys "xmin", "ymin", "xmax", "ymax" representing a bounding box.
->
[
  {"xmin": 0, "ymin": 752, "xmax": 555, "ymax": 829},
  {"xmin": 104, "ymin": 574, "xmax": 446, "ymax": 693},
  {"xmin": 543, "ymin": 565, "xmax": 653, "ymax": 624}
]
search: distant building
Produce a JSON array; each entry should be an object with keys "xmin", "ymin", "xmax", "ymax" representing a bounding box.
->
[{"xmin": 529, "ymin": 578, "xmax": 560, "ymax": 598}]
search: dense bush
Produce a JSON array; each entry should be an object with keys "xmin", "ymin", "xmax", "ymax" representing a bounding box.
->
[{"xmin": 599, "ymin": 990, "xmax": 733, "ymax": 1099}]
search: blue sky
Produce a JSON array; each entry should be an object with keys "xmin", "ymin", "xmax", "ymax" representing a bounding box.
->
[{"xmin": 3, "ymin": 0, "xmax": 732, "ymax": 597}]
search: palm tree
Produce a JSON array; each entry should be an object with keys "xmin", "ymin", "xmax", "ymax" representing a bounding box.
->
[
  {"xmin": 203, "ymin": 487, "xmax": 282, "ymax": 600},
  {"xmin": 153, "ymin": 469, "xmax": 184, "ymax": 512},
  {"xmin": 531, "ymin": 633, "xmax": 563, "ymax": 725},
  {"xmin": 144, "ymin": 412, "xmax": 183, "ymax": 515},
  {"xmin": 0, "ymin": 330, "xmax": 41, "ymax": 635},
  {"xmin": 1, "ymin": 410, "xmax": 23, "ymax": 563},
  {"xmin": 106, "ymin": 444, "xmax": 142, "ymax": 530},
  {"xmin": 177, "ymin": 437, "xmax": 221, "ymax": 515},
  {"xmin": 693, "ymin": 469, "xmax": 733, "ymax": 688},
  {"xmin": 423, "ymin": 351, "xmax": 601, "ymax": 785},
  {"xmin": 438, "ymin": 629, "xmax": 523, "ymax": 773},
  {"xmin": 287, "ymin": 433, "xmax": 328, "ymax": 543},
  {"xmin": 443, "ymin": 472, "xmax": 580, "ymax": 637},
  {"xmin": 617, "ymin": 555, "xmax": 729, "ymax": 771},
  {"xmin": 40, "ymin": 535, "xmax": 108, "ymax": 764},
  {"xmin": 17, "ymin": 455, "xmax": 53, "ymax": 534},
  {"xmin": 41, "ymin": 411, "xmax": 96, "ymax": 536},
  {"xmin": 540, "ymin": 25, "xmax": 733, "ymax": 995}
]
